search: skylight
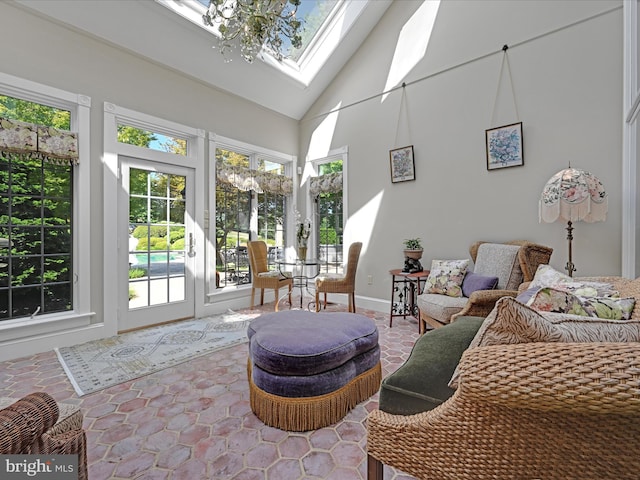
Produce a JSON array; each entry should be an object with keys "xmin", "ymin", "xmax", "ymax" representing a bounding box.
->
[{"xmin": 156, "ymin": 0, "xmax": 362, "ymax": 86}]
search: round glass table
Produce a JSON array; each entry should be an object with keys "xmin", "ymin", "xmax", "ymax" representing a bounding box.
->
[{"xmin": 275, "ymin": 258, "xmax": 322, "ymax": 310}]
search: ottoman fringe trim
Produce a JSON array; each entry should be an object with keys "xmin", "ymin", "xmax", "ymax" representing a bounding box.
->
[{"xmin": 248, "ymin": 360, "xmax": 382, "ymax": 432}]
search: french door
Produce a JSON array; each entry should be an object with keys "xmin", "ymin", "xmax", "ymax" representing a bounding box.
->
[{"xmin": 119, "ymin": 157, "xmax": 195, "ymax": 330}]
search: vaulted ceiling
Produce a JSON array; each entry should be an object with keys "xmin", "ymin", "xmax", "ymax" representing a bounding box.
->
[{"xmin": 16, "ymin": 0, "xmax": 392, "ymax": 120}]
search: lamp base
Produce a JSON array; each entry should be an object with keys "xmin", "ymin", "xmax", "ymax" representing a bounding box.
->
[{"xmin": 565, "ymin": 221, "xmax": 575, "ymax": 277}]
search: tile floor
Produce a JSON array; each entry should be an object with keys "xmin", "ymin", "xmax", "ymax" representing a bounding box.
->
[{"xmin": 0, "ymin": 302, "xmax": 421, "ymax": 480}]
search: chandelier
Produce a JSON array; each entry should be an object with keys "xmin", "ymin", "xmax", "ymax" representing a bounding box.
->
[{"xmin": 202, "ymin": 0, "xmax": 304, "ymax": 63}]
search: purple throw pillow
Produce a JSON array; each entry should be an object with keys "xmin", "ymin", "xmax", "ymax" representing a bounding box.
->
[{"xmin": 461, "ymin": 271, "xmax": 499, "ymax": 298}]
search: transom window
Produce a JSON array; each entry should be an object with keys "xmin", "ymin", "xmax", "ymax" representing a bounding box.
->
[{"xmin": 117, "ymin": 123, "xmax": 187, "ymax": 156}]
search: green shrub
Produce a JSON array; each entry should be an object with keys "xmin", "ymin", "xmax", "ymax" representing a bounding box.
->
[
  {"xmin": 152, "ymin": 239, "xmax": 168, "ymax": 250},
  {"xmin": 169, "ymin": 228, "xmax": 185, "ymax": 243},
  {"xmin": 132, "ymin": 226, "xmax": 148, "ymax": 239},
  {"xmin": 150, "ymin": 225, "xmax": 168, "ymax": 238},
  {"xmin": 172, "ymin": 238, "xmax": 185, "ymax": 250},
  {"xmin": 132, "ymin": 225, "xmax": 170, "ymax": 239},
  {"xmin": 129, "ymin": 268, "xmax": 147, "ymax": 279},
  {"xmin": 319, "ymin": 227, "xmax": 337, "ymax": 244}
]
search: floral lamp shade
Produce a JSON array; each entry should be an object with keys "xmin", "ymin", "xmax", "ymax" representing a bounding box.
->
[
  {"xmin": 539, "ymin": 167, "xmax": 607, "ymax": 277},
  {"xmin": 539, "ymin": 167, "xmax": 608, "ymax": 224}
]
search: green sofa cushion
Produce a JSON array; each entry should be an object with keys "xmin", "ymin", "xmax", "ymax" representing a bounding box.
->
[{"xmin": 379, "ymin": 316, "xmax": 485, "ymax": 415}]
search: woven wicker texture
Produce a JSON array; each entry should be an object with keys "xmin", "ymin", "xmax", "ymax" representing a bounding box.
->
[
  {"xmin": 370, "ymin": 275, "xmax": 640, "ymax": 479},
  {"xmin": 248, "ymin": 240, "xmax": 292, "ymax": 309},
  {"xmin": 0, "ymin": 392, "xmax": 87, "ymax": 480},
  {"xmin": 420, "ymin": 241, "xmax": 553, "ymax": 329},
  {"xmin": 315, "ymin": 242, "xmax": 362, "ymax": 312},
  {"xmin": 367, "ymin": 341, "xmax": 640, "ymax": 480}
]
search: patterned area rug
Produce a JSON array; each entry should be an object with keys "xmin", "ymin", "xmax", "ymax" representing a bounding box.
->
[{"xmin": 55, "ymin": 311, "xmax": 257, "ymax": 396}]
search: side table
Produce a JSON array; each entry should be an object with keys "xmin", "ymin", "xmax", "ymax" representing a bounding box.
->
[{"xmin": 389, "ymin": 269, "xmax": 430, "ymax": 331}]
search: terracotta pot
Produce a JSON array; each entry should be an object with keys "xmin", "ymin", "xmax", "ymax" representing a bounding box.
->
[{"xmin": 404, "ymin": 249, "xmax": 423, "ymax": 260}]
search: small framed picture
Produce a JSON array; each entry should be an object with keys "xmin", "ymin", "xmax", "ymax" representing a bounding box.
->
[
  {"xmin": 389, "ymin": 145, "xmax": 415, "ymax": 183},
  {"xmin": 485, "ymin": 122, "xmax": 524, "ymax": 170}
]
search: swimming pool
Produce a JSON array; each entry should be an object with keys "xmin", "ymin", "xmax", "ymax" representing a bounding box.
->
[{"xmin": 131, "ymin": 252, "xmax": 183, "ymax": 264}]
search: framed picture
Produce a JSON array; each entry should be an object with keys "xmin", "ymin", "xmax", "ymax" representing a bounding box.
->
[
  {"xmin": 485, "ymin": 122, "xmax": 524, "ymax": 170},
  {"xmin": 389, "ymin": 145, "xmax": 415, "ymax": 183}
]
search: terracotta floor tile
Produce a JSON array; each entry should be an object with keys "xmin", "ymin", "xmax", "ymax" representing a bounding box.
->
[{"xmin": 0, "ymin": 304, "xmax": 419, "ymax": 479}]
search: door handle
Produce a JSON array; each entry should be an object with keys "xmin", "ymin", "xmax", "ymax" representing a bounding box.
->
[{"xmin": 188, "ymin": 233, "xmax": 196, "ymax": 257}]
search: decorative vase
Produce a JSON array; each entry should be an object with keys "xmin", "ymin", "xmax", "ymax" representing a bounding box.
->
[{"xmin": 297, "ymin": 246, "xmax": 308, "ymax": 260}]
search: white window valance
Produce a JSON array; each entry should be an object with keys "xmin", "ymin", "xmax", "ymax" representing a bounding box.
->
[
  {"xmin": 0, "ymin": 117, "xmax": 79, "ymax": 165},
  {"xmin": 216, "ymin": 163, "xmax": 293, "ymax": 195},
  {"xmin": 310, "ymin": 172, "xmax": 343, "ymax": 196}
]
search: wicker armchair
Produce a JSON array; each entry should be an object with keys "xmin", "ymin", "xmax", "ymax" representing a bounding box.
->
[
  {"xmin": 368, "ymin": 275, "xmax": 640, "ymax": 479},
  {"xmin": 247, "ymin": 240, "xmax": 292, "ymax": 309},
  {"xmin": 367, "ymin": 341, "xmax": 640, "ymax": 480},
  {"xmin": 0, "ymin": 392, "xmax": 88, "ymax": 480},
  {"xmin": 418, "ymin": 241, "xmax": 553, "ymax": 331},
  {"xmin": 315, "ymin": 242, "xmax": 362, "ymax": 313}
]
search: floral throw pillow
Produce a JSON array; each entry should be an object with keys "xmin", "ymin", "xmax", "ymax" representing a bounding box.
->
[
  {"xmin": 527, "ymin": 287, "xmax": 635, "ymax": 320},
  {"xmin": 529, "ymin": 264, "xmax": 572, "ymax": 289},
  {"xmin": 424, "ymin": 259, "xmax": 469, "ymax": 298}
]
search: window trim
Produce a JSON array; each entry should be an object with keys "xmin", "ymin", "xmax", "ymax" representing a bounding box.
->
[
  {"xmin": 0, "ymin": 71, "xmax": 93, "ymax": 340},
  {"xmin": 103, "ymin": 102, "xmax": 206, "ymax": 325},
  {"xmin": 623, "ymin": 0, "xmax": 640, "ymax": 277},
  {"xmin": 307, "ymin": 146, "xmax": 348, "ymax": 260},
  {"xmin": 207, "ymin": 133, "xmax": 295, "ymax": 300}
]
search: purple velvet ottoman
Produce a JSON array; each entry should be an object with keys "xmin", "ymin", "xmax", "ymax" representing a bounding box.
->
[{"xmin": 247, "ymin": 310, "xmax": 381, "ymax": 431}]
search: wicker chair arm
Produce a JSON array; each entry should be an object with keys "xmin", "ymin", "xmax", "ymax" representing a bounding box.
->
[
  {"xmin": 458, "ymin": 342, "xmax": 640, "ymax": 414},
  {"xmin": 450, "ymin": 290, "xmax": 517, "ymax": 322}
]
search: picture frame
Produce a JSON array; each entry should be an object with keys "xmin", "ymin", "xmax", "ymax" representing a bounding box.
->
[
  {"xmin": 389, "ymin": 145, "xmax": 415, "ymax": 183},
  {"xmin": 485, "ymin": 122, "xmax": 524, "ymax": 170}
]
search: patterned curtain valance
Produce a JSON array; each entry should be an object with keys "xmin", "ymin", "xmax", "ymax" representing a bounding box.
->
[
  {"xmin": 310, "ymin": 172, "xmax": 343, "ymax": 196},
  {"xmin": 216, "ymin": 164, "xmax": 293, "ymax": 195},
  {"xmin": 0, "ymin": 117, "xmax": 79, "ymax": 165}
]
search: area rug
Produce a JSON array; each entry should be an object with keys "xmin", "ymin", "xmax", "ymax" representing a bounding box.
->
[{"xmin": 55, "ymin": 311, "xmax": 257, "ymax": 396}]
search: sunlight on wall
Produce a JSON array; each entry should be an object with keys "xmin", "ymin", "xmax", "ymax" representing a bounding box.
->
[
  {"xmin": 302, "ymin": 101, "xmax": 342, "ymax": 186},
  {"xmin": 344, "ymin": 190, "xmax": 384, "ymax": 256},
  {"xmin": 381, "ymin": 0, "xmax": 440, "ymax": 102}
]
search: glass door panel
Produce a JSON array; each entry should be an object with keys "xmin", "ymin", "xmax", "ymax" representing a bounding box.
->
[{"xmin": 121, "ymin": 159, "xmax": 194, "ymax": 330}]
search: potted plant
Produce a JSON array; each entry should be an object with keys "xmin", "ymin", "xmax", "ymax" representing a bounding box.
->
[{"xmin": 403, "ymin": 238, "xmax": 423, "ymax": 260}]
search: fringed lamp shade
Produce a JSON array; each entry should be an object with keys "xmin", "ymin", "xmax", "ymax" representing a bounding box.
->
[
  {"xmin": 539, "ymin": 167, "xmax": 608, "ymax": 224},
  {"xmin": 539, "ymin": 167, "xmax": 608, "ymax": 276}
]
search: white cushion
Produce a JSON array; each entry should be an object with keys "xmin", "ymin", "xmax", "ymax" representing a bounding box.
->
[{"xmin": 416, "ymin": 293, "xmax": 468, "ymax": 323}]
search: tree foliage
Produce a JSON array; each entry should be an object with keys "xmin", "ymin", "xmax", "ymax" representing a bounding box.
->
[{"xmin": 0, "ymin": 95, "xmax": 73, "ymax": 319}]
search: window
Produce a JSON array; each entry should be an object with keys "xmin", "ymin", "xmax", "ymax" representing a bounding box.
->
[
  {"xmin": 0, "ymin": 72, "xmax": 91, "ymax": 327},
  {"xmin": 211, "ymin": 137, "xmax": 293, "ymax": 292},
  {"xmin": 117, "ymin": 123, "xmax": 187, "ymax": 156},
  {"xmin": 310, "ymin": 154, "xmax": 345, "ymax": 275}
]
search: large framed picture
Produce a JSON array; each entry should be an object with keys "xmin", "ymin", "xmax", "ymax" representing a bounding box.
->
[
  {"xmin": 389, "ymin": 145, "xmax": 415, "ymax": 183},
  {"xmin": 485, "ymin": 122, "xmax": 524, "ymax": 170}
]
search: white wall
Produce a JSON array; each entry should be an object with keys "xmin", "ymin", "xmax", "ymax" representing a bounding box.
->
[
  {"xmin": 300, "ymin": 0, "xmax": 624, "ymax": 302},
  {"xmin": 0, "ymin": 2, "xmax": 298, "ymax": 358}
]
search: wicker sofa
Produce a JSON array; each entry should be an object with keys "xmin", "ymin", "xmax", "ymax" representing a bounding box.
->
[{"xmin": 367, "ymin": 276, "xmax": 640, "ymax": 480}]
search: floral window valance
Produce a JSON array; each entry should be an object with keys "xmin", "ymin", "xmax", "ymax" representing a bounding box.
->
[
  {"xmin": 0, "ymin": 117, "xmax": 79, "ymax": 165},
  {"xmin": 216, "ymin": 163, "xmax": 293, "ymax": 195},
  {"xmin": 310, "ymin": 172, "xmax": 343, "ymax": 196}
]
